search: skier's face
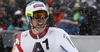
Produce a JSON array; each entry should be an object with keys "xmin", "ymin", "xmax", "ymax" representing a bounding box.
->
[
  {"xmin": 31, "ymin": 12, "xmax": 47, "ymax": 31},
  {"xmin": 53, "ymin": 9, "xmax": 60, "ymax": 14}
]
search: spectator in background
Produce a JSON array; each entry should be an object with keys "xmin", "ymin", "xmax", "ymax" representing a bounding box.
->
[
  {"xmin": 0, "ymin": 0, "xmax": 14, "ymax": 26},
  {"xmin": 58, "ymin": 9, "xmax": 79, "ymax": 35},
  {"xmin": 0, "ymin": 8, "xmax": 8, "ymax": 31},
  {"xmin": 60, "ymin": 0, "xmax": 69, "ymax": 13},
  {"xmin": 53, "ymin": 2, "xmax": 63, "ymax": 26},
  {"xmin": 15, "ymin": 0, "xmax": 26, "ymax": 9},
  {"xmin": 0, "ymin": 0, "xmax": 9, "ymax": 15},
  {"xmin": 68, "ymin": 0, "xmax": 77, "ymax": 9},
  {"xmin": 5, "ymin": 0, "xmax": 18, "ymax": 26},
  {"xmin": 79, "ymin": 2, "xmax": 98, "ymax": 35},
  {"xmin": 73, "ymin": 2, "xmax": 80, "ymax": 21},
  {"xmin": 8, "ymin": 10, "xmax": 29, "ymax": 31},
  {"xmin": 7, "ymin": 0, "xmax": 18, "ymax": 18},
  {"xmin": 60, "ymin": 0, "xmax": 69, "ymax": 7}
]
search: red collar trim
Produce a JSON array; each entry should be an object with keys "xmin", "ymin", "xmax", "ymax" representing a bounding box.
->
[{"xmin": 29, "ymin": 27, "xmax": 49, "ymax": 39}]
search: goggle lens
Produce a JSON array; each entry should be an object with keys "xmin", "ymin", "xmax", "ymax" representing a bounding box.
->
[{"xmin": 33, "ymin": 12, "xmax": 47, "ymax": 20}]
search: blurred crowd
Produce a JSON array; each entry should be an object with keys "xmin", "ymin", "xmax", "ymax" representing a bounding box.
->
[{"xmin": 0, "ymin": 0, "xmax": 100, "ymax": 35}]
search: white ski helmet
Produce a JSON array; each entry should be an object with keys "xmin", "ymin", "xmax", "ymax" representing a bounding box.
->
[
  {"xmin": 25, "ymin": 1, "xmax": 49, "ymax": 18},
  {"xmin": 25, "ymin": 1, "xmax": 49, "ymax": 29}
]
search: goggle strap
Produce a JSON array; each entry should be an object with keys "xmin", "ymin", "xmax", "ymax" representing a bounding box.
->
[{"xmin": 28, "ymin": 16, "xmax": 35, "ymax": 29}]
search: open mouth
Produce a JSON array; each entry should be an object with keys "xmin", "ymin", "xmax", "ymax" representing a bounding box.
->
[{"xmin": 36, "ymin": 23, "xmax": 46, "ymax": 28}]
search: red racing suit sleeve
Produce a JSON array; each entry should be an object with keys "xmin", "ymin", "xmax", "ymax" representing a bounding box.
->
[{"xmin": 12, "ymin": 33, "xmax": 24, "ymax": 52}]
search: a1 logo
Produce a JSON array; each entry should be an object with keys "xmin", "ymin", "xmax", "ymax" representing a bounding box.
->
[{"xmin": 32, "ymin": 38, "xmax": 49, "ymax": 52}]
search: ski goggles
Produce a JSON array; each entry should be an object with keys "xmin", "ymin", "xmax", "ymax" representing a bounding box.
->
[
  {"xmin": 33, "ymin": 12, "xmax": 47, "ymax": 20},
  {"xmin": 25, "ymin": 10, "xmax": 49, "ymax": 20},
  {"xmin": 27, "ymin": 10, "xmax": 48, "ymax": 20}
]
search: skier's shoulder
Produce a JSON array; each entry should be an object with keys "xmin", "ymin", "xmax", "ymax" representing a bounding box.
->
[
  {"xmin": 16, "ymin": 30, "xmax": 30, "ymax": 38},
  {"xmin": 49, "ymin": 27, "xmax": 64, "ymax": 31},
  {"xmin": 49, "ymin": 27, "xmax": 66, "ymax": 34}
]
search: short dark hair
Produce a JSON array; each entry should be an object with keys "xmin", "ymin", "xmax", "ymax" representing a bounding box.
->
[{"xmin": 53, "ymin": 2, "xmax": 60, "ymax": 9}]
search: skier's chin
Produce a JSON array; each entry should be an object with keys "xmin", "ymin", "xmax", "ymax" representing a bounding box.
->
[
  {"xmin": 36, "ymin": 27, "xmax": 45, "ymax": 31},
  {"xmin": 35, "ymin": 26, "xmax": 46, "ymax": 32}
]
